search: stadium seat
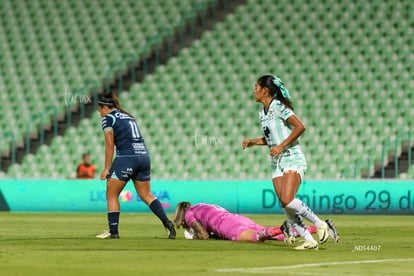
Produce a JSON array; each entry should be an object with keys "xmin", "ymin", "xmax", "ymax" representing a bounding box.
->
[
  {"xmin": 0, "ymin": 0, "xmax": 216, "ymax": 161},
  {"xmin": 3, "ymin": 0, "xmax": 413, "ymax": 180}
]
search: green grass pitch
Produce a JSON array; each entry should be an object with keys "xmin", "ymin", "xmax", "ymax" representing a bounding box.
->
[{"xmin": 0, "ymin": 213, "xmax": 413, "ymax": 275}]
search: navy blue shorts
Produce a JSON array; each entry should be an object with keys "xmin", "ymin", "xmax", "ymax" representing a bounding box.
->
[{"xmin": 107, "ymin": 155, "xmax": 151, "ymax": 182}]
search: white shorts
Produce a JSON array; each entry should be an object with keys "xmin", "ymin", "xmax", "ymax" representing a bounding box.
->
[{"xmin": 271, "ymin": 152, "xmax": 307, "ymax": 180}]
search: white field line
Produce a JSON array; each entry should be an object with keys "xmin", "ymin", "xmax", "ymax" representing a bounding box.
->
[{"xmin": 215, "ymin": 258, "xmax": 414, "ymax": 274}]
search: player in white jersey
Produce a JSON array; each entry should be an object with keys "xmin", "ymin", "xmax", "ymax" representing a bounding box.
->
[{"xmin": 242, "ymin": 75, "xmax": 339, "ymax": 250}]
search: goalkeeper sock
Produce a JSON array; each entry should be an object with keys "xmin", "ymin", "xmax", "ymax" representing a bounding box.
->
[
  {"xmin": 307, "ymin": 224, "xmax": 317, "ymax": 235},
  {"xmin": 149, "ymin": 199, "xmax": 169, "ymax": 225},
  {"xmin": 108, "ymin": 211, "xmax": 120, "ymax": 235},
  {"xmin": 251, "ymin": 227, "xmax": 280, "ymax": 242}
]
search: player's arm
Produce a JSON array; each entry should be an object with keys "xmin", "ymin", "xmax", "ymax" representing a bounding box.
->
[
  {"xmin": 282, "ymin": 114, "xmax": 306, "ymax": 147},
  {"xmin": 242, "ymin": 137, "xmax": 267, "ymax": 149},
  {"xmin": 191, "ymin": 221, "xmax": 209, "ymax": 240},
  {"xmin": 269, "ymin": 114, "xmax": 306, "ymax": 157},
  {"xmin": 100, "ymin": 129, "xmax": 115, "ymax": 180}
]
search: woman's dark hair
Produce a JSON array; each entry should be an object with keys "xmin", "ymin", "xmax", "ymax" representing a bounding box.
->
[
  {"xmin": 257, "ymin": 75, "xmax": 294, "ymax": 110},
  {"xmin": 98, "ymin": 92, "xmax": 135, "ymax": 118}
]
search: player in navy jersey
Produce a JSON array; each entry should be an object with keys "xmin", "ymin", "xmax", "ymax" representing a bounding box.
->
[
  {"xmin": 242, "ymin": 75, "xmax": 339, "ymax": 250},
  {"xmin": 95, "ymin": 93, "xmax": 176, "ymax": 239}
]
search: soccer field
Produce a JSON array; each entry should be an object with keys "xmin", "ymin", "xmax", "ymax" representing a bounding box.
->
[{"xmin": 0, "ymin": 213, "xmax": 413, "ymax": 275}]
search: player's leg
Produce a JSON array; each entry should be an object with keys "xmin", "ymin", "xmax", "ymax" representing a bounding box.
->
[
  {"xmin": 97, "ymin": 157, "xmax": 129, "ymax": 239},
  {"xmin": 272, "ymin": 175, "xmax": 283, "ymax": 199},
  {"xmin": 106, "ymin": 178, "xmax": 127, "ymax": 210},
  {"xmin": 238, "ymin": 229, "xmax": 257, "ymax": 242},
  {"xmin": 272, "ymin": 224, "xmax": 317, "ymax": 242},
  {"xmin": 277, "ymin": 170, "xmax": 300, "ymax": 207},
  {"xmin": 280, "ymin": 219, "xmax": 296, "ymax": 243},
  {"xmin": 306, "ymin": 224, "xmax": 318, "ymax": 235},
  {"xmin": 280, "ymin": 154, "xmax": 330, "ymax": 245},
  {"xmin": 272, "ymin": 176, "xmax": 297, "ymax": 244},
  {"xmin": 96, "ymin": 177, "xmax": 127, "ymax": 239},
  {"xmin": 237, "ymin": 227, "xmax": 280, "ymax": 242},
  {"xmin": 223, "ymin": 215, "xmax": 281, "ymax": 242},
  {"xmin": 246, "ymin": 217, "xmax": 282, "ymax": 242},
  {"xmin": 283, "ymin": 170, "xmax": 329, "ymax": 244},
  {"xmin": 106, "ymin": 178, "xmax": 127, "ymax": 236},
  {"xmin": 276, "ymin": 171, "xmax": 318, "ymax": 249},
  {"xmin": 256, "ymin": 226, "xmax": 282, "ymax": 242},
  {"xmin": 132, "ymin": 155, "xmax": 176, "ymax": 239},
  {"xmin": 133, "ymin": 179, "xmax": 176, "ymax": 239}
]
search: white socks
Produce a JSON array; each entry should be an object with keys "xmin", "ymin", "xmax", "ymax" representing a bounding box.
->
[
  {"xmin": 286, "ymin": 198, "xmax": 324, "ymax": 227},
  {"xmin": 283, "ymin": 198, "xmax": 326, "ymax": 242},
  {"xmin": 283, "ymin": 207, "xmax": 315, "ymax": 242}
]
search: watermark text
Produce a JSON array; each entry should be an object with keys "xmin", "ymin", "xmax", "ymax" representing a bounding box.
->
[
  {"xmin": 352, "ymin": 245, "xmax": 382, "ymax": 252},
  {"xmin": 193, "ymin": 128, "xmax": 224, "ymax": 148},
  {"xmin": 64, "ymin": 86, "xmax": 92, "ymax": 106}
]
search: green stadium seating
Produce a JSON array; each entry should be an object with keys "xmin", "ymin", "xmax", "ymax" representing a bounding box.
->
[
  {"xmin": 3, "ymin": 0, "xmax": 413, "ymax": 179},
  {"xmin": 0, "ymin": 0, "xmax": 215, "ymax": 160}
]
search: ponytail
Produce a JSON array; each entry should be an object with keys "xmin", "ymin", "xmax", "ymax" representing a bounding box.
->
[
  {"xmin": 98, "ymin": 93, "xmax": 135, "ymax": 118},
  {"xmin": 257, "ymin": 75, "xmax": 294, "ymax": 111}
]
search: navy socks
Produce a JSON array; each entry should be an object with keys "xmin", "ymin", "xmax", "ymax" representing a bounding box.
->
[
  {"xmin": 107, "ymin": 199, "xmax": 168, "ymax": 235},
  {"xmin": 149, "ymin": 199, "xmax": 169, "ymax": 225},
  {"xmin": 108, "ymin": 211, "xmax": 120, "ymax": 235}
]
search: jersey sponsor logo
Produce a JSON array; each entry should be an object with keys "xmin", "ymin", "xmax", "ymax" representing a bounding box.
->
[
  {"xmin": 132, "ymin": 143, "xmax": 148, "ymax": 154},
  {"xmin": 120, "ymin": 168, "xmax": 133, "ymax": 178},
  {"xmin": 132, "ymin": 143, "xmax": 145, "ymax": 149},
  {"xmin": 114, "ymin": 112, "xmax": 132, "ymax": 120},
  {"xmin": 268, "ymin": 110, "xmax": 274, "ymax": 121},
  {"xmin": 123, "ymin": 168, "xmax": 133, "ymax": 174}
]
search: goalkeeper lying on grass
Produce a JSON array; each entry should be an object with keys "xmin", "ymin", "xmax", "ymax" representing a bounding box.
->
[{"xmin": 174, "ymin": 202, "xmax": 339, "ymax": 243}]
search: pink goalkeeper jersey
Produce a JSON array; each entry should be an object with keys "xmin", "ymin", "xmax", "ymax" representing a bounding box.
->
[{"xmin": 184, "ymin": 203, "xmax": 263, "ymax": 241}]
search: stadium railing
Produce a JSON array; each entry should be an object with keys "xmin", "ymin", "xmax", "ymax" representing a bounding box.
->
[
  {"xmin": 341, "ymin": 158, "xmax": 372, "ymax": 179},
  {"xmin": 343, "ymin": 131, "xmax": 412, "ymax": 179},
  {"xmin": 381, "ymin": 131, "xmax": 412, "ymax": 178},
  {"xmin": 0, "ymin": 132, "xmax": 16, "ymax": 168}
]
